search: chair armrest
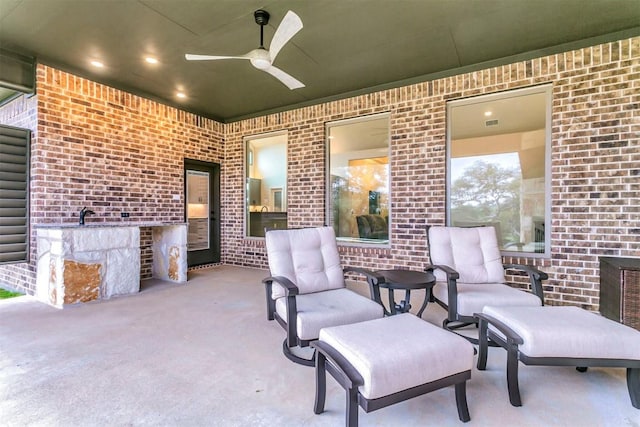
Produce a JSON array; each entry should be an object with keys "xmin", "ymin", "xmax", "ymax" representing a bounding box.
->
[
  {"xmin": 344, "ymin": 266, "xmax": 385, "ymax": 285},
  {"xmin": 262, "ymin": 275, "xmax": 299, "ymax": 296},
  {"xmin": 424, "ymin": 264, "xmax": 460, "ymax": 280},
  {"xmin": 263, "ymin": 275, "xmax": 300, "ymax": 347},
  {"xmin": 262, "ymin": 276, "xmax": 298, "ymax": 324},
  {"xmin": 502, "ymin": 264, "xmax": 547, "ymax": 303},
  {"xmin": 503, "ymin": 264, "xmax": 548, "ymax": 281},
  {"xmin": 425, "ymin": 264, "xmax": 460, "ymax": 322},
  {"xmin": 343, "ymin": 266, "xmax": 385, "ymax": 307}
]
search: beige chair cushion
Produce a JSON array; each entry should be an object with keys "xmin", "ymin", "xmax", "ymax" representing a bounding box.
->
[
  {"xmin": 428, "ymin": 226, "xmax": 505, "ymax": 284},
  {"xmin": 482, "ymin": 305, "xmax": 640, "ymax": 359},
  {"xmin": 275, "ymin": 288, "xmax": 383, "ymax": 341},
  {"xmin": 319, "ymin": 313, "xmax": 474, "ymax": 400},
  {"xmin": 266, "ymin": 227, "xmax": 344, "ymax": 299},
  {"xmin": 434, "ymin": 281, "xmax": 541, "ymax": 317}
]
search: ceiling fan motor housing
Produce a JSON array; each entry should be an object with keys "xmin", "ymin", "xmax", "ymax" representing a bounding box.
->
[
  {"xmin": 254, "ymin": 10, "xmax": 270, "ymax": 25},
  {"xmin": 249, "ymin": 49, "xmax": 271, "ymax": 70}
]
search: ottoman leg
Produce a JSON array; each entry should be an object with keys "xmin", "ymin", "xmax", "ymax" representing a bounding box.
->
[
  {"xmin": 477, "ymin": 317, "xmax": 488, "ymax": 370},
  {"xmin": 346, "ymin": 386, "xmax": 359, "ymax": 427},
  {"xmin": 506, "ymin": 340, "xmax": 522, "ymax": 407},
  {"xmin": 455, "ymin": 381, "xmax": 471, "ymax": 422},
  {"xmin": 628, "ymin": 368, "xmax": 640, "ymax": 409},
  {"xmin": 314, "ymin": 352, "xmax": 327, "ymax": 414}
]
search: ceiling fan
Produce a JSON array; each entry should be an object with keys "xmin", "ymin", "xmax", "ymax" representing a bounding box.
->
[{"xmin": 185, "ymin": 10, "xmax": 305, "ymax": 90}]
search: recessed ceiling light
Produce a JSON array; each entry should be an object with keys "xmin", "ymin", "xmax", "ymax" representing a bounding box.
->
[
  {"xmin": 176, "ymin": 92, "xmax": 186, "ymax": 99},
  {"xmin": 484, "ymin": 111, "xmax": 493, "ymax": 117},
  {"xmin": 145, "ymin": 57, "xmax": 158, "ymax": 64},
  {"xmin": 90, "ymin": 60, "xmax": 104, "ymax": 68}
]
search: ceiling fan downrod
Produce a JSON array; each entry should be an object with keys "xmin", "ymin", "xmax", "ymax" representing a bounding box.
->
[{"xmin": 254, "ymin": 9, "xmax": 270, "ymax": 49}]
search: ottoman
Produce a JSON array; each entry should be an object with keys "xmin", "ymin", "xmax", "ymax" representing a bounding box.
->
[
  {"xmin": 311, "ymin": 313, "xmax": 475, "ymax": 426},
  {"xmin": 476, "ymin": 305, "xmax": 640, "ymax": 408}
]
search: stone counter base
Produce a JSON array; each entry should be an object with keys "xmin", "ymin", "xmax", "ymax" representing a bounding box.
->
[{"xmin": 36, "ymin": 224, "xmax": 187, "ymax": 308}]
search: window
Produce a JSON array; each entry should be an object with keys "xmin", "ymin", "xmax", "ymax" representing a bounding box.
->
[
  {"xmin": 186, "ymin": 170, "xmax": 210, "ymax": 251},
  {"xmin": 447, "ymin": 85, "xmax": 551, "ymax": 256},
  {"xmin": 327, "ymin": 114, "xmax": 390, "ymax": 244},
  {"xmin": 245, "ymin": 132, "xmax": 287, "ymax": 237},
  {"xmin": 0, "ymin": 124, "xmax": 30, "ymax": 264}
]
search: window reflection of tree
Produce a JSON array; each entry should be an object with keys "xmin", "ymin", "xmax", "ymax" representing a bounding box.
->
[{"xmin": 451, "ymin": 160, "xmax": 521, "ymax": 246}]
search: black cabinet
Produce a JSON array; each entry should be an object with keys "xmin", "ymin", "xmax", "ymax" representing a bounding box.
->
[
  {"xmin": 249, "ymin": 212, "xmax": 287, "ymax": 237},
  {"xmin": 599, "ymin": 257, "xmax": 640, "ymax": 331}
]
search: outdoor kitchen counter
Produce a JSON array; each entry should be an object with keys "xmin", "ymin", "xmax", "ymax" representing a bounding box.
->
[
  {"xmin": 35, "ymin": 223, "xmax": 187, "ymax": 308},
  {"xmin": 35, "ymin": 221, "xmax": 188, "ymax": 228}
]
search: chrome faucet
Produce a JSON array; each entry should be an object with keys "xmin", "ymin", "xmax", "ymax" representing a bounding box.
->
[{"xmin": 79, "ymin": 207, "xmax": 95, "ymax": 225}]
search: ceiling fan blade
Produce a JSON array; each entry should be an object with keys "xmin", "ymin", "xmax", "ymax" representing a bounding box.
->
[
  {"xmin": 269, "ymin": 10, "xmax": 303, "ymax": 63},
  {"xmin": 263, "ymin": 65, "xmax": 305, "ymax": 90},
  {"xmin": 185, "ymin": 54, "xmax": 248, "ymax": 61}
]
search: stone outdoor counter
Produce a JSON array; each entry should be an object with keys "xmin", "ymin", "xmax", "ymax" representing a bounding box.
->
[{"xmin": 35, "ymin": 223, "xmax": 187, "ymax": 308}]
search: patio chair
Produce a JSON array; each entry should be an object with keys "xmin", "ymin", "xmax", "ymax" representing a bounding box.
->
[
  {"xmin": 263, "ymin": 226, "xmax": 385, "ymax": 366},
  {"xmin": 425, "ymin": 225, "xmax": 547, "ymax": 338}
]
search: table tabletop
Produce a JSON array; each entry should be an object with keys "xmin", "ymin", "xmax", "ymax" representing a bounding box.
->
[{"xmin": 375, "ymin": 269, "xmax": 436, "ymax": 290}]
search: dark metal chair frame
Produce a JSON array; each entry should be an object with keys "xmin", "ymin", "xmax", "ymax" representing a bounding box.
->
[
  {"xmin": 311, "ymin": 340, "xmax": 471, "ymax": 426},
  {"xmin": 424, "ymin": 225, "xmax": 548, "ymax": 333},
  {"xmin": 263, "ymin": 267, "xmax": 384, "ymax": 366},
  {"xmin": 475, "ymin": 312, "xmax": 640, "ymax": 409}
]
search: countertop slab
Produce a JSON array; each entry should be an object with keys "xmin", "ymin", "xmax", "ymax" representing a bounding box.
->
[{"xmin": 35, "ymin": 222, "xmax": 188, "ymax": 229}]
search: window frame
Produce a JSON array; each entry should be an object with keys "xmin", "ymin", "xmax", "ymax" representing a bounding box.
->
[
  {"xmin": 446, "ymin": 84, "xmax": 552, "ymax": 258},
  {"xmin": 325, "ymin": 112, "xmax": 392, "ymax": 247}
]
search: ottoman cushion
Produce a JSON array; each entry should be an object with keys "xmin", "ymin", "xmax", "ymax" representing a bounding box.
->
[
  {"xmin": 482, "ymin": 305, "xmax": 640, "ymax": 359},
  {"xmin": 318, "ymin": 313, "xmax": 474, "ymax": 400}
]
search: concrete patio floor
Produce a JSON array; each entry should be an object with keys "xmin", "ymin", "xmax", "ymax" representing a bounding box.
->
[{"xmin": 1, "ymin": 265, "xmax": 638, "ymax": 426}]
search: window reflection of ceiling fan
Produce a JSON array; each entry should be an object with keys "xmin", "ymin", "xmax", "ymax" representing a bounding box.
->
[{"xmin": 185, "ymin": 10, "xmax": 304, "ymax": 90}]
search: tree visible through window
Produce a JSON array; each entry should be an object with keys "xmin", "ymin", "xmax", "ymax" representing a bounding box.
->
[
  {"xmin": 447, "ymin": 86, "xmax": 551, "ymax": 256},
  {"xmin": 451, "ymin": 157, "xmax": 521, "ymax": 246}
]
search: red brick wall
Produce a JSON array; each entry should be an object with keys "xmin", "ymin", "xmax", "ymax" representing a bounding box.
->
[
  {"xmin": 223, "ymin": 37, "xmax": 640, "ymax": 310},
  {"xmin": 0, "ymin": 95, "xmax": 38, "ymax": 291},
  {"xmin": 1, "ymin": 37, "xmax": 638, "ymax": 311},
  {"xmin": 0, "ymin": 65, "xmax": 224, "ymax": 293}
]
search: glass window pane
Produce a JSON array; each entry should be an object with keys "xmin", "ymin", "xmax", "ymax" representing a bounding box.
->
[
  {"xmin": 245, "ymin": 133, "xmax": 287, "ymax": 237},
  {"xmin": 447, "ymin": 86, "xmax": 551, "ymax": 256},
  {"xmin": 327, "ymin": 114, "xmax": 390, "ymax": 244},
  {"xmin": 186, "ymin": 170, "xmax": 209, "ymax": 251}
]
